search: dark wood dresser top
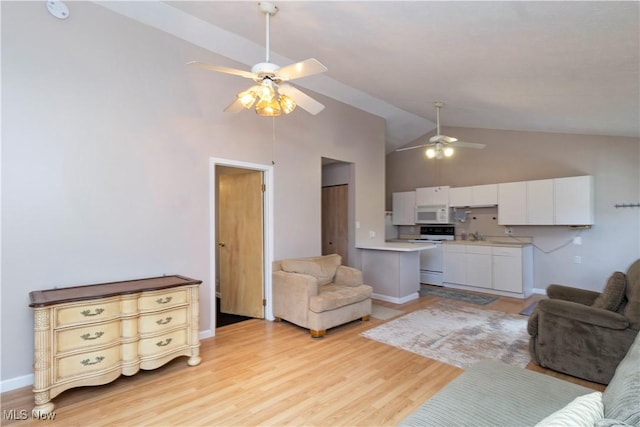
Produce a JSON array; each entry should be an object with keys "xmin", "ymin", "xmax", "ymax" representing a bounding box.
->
[{"xmin": 29, "ymin": 275, "xmax": 202, "ymax": 307}]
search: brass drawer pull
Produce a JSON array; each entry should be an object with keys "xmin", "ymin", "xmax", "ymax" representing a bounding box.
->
[
  {"xmin": 80, "ymin": 331, "xmax": 104, "ymax": 341},
  {"xmin": 156, "ymin": 296, "xmax": 173, "ymax": 305},
  {"xmin": 80, "ymin": 308, "xmax": 105, "ymax": 317},
  {"xmin": 156, "ymin": 317, "xmax": 172, "ymax": 325},
  {"xmin": 156, "ymin": 338, "xmax": 172, "ymax": 347},
  {"xmin": 80, "ymin": 356, "xmax": 105, "ymax": 366}
]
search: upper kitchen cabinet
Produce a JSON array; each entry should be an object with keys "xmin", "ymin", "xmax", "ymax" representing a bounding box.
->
[
  {"xmin": 526, "ymin": 179, "xmax": 554, "ymax": 225},
  {"xmin": 498, "ymin": 181, "xmax": 527, "ymax": 225},
  {"xmin": 554, "ymin": 175, "xmax": 594, "ymax": 225},
  {"xmin": 392, "ymin": 191, "xmax": 416, "ymax": 225},
  {"xmin": 449, "ymin": 184, "xmax": 498, "ymax": 207},
  {"xmin": 498, "ymin": 175, "xmax": 594, "ymax": 226},
  {"xmin": 416, "ymin": 186, "xmax": 450, "ymax": 206}
]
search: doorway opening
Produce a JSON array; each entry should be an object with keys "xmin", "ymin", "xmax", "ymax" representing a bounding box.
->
[
  {"xmin": 321, "ymin": 158, "xmax": 355, "ymax": 266},
  {"xmin": 211, "ymin": 158, "xmax": 274, "ymax": 331}
]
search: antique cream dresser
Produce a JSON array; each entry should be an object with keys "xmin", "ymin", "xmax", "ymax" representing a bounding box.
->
[{"xmin": 29, "ymin": 275, "xmax": 202, "ymax": 416}]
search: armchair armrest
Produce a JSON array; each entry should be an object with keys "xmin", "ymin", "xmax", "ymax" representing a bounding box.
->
[
  {"xmin": 546, "ymin": 284, "xmax": 601, "ymax": 306},
  {"xmin": 334, "ymin": 266, "xmax": 363, "ymax": 287},
  {"xmin": 537, "ymin": 298, "xmax": 630, "ymax": 330},
  {"xmin": 272, "ymin": 271, "xmax": 319, "ymax": 326}
]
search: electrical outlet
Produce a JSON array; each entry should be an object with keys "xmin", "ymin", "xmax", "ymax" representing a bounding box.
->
[
  {"xmin": 504, "ymin": 227, "xmax": 513, "ymax": 235},
  {"xmin": 369, "ymin": 231, "xmax": 376, "ymax": 239},
  {"xmin": 574, "ymin": 256, "xmax": 582, "ymax": 264},
  {"xmin": 573, "ymin": 236, "xmax": 582, "ymax": 245}
]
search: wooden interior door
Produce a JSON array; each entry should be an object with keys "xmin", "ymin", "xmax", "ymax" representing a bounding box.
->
[
  {"xmin": 322, "ymin": 184, "xmax": 348, "ymax": 264},
  {"xmin": 218, "ymin": 170, "xmax": 264, "ymax": 318}
]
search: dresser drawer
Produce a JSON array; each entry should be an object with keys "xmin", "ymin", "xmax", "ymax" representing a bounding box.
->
[
  {"xmin": 56, "ymin": 320, "xmax": 121, "ymax": 353},
  {"xmin": 138, "ymin": 289, "xmax": 188, "ymax": 311},
  {"xmin": 139, "ymin": 308, "xmax": 188, "ymax": 334},
  {"xmin": 56, "ymin": 346, "xmax": 121, "ymax": 380},
  {"xmin": 139, "ymin": 329, "xmax": 187, "ymax": 356},
  {"xmin": 55, "ymin": 300, "xmax": 120, "ymax": 327}
]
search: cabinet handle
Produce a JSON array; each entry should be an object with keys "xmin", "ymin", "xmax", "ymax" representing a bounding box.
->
[
  {"xmin": 80, "ymin": 356, "xmax": 105, "ymax": 366},
  {"xmin": 156, "ymin": 317, "xmax": 172, "ymax": 325},
  {"xmin": 80, "ymin": 331, "xmax": 104, "ymax": 341},
  {"xmin": 80, "ymin": 308, "xmax": 105, "ymax": 317},
  {"xmin": 156, "ymin": 296, "xmax": 173, "ymax": 305},
  {"xmin": 156, "ymin": 338, "xmax": 172, "ymax": 347}
]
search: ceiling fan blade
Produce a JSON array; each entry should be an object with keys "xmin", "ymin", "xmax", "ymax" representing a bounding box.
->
[
  {"xmin": 223, "ymin": 98, "xmax": 246, "ymax": 113},
  {"xmin": 395, "ymin": 143, "xmax": 433, "ymax": 152},
  {"xmin": 450, "ymin": 141, "xmax": 486, "ymax": 149},
  {"xmin": 430, "ymin": 134, "xmax": 458, "ymax": 144},
  {"xmin": 276, "ymin": 58, "xmax": 328, "ymax": 81},
  {"xmin": 279, "ymin": 84, "xmax": 325, "ymax": 115},
  {"xmin": 187, "ymin": 61, "xmax": 256, "ymax": 79}
]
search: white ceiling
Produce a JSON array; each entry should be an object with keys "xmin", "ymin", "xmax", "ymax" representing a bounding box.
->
[{"xmin": 97, "ymin": 1, "xmax": 639, "ymax": 153}]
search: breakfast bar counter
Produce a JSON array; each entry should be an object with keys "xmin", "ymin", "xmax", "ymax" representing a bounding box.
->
[{"xmin": 356, "ymin": 242, "xmax": 435, "ymax": 304}]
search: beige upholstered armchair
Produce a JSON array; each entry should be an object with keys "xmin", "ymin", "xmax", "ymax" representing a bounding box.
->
[{"xmin": 273, "ymin": 254, "xmax": 372, "ymax": 337}]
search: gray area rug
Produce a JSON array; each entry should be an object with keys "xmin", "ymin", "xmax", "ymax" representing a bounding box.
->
[
  {"xmin": 419, "ymin": 285, "xmax": 498, "ymax": 305},
  {"xmin": 362, "ymin": 300, "xmax": 530, "ymax": 368}
]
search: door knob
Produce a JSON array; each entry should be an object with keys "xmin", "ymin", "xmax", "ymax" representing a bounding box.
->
[{"xmin": 218, "ymin": 242, "xmax": 225, "ymax": 247}]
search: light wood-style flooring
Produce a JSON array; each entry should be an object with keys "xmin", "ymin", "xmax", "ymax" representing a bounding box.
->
[{"xmin": 1, "ymin": 291, "xmax": 604, "ymax": 426}]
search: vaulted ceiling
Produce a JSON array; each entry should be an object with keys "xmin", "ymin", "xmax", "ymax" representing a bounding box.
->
[{"xmin": 98, "ymin": 1, "xmax": 639, "ymax": 153}]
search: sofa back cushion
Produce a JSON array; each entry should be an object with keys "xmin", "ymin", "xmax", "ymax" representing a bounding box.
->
[
  {"xmin": 592, "ymin": 272, "xmax": 627, "ymax": 312},
  {"xmin": 602, "ymin": 331, "xmax": 640, "ymax": 425},
  {"xmin": 623, "ymin": 259, "xmax": 640, "ymax": 329},
  {"xmin": 281, "ymin": 254, "xmax": 342, "ymax": 286}
]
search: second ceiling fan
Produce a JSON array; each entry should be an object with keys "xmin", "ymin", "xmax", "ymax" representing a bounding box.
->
[
  {"xmin": 187, "ymin": 2, "xmax": 327, "ymax": 117},
  {"xmin": 397, "ymin": 102, "xmax": 486, "ymax": 159}
]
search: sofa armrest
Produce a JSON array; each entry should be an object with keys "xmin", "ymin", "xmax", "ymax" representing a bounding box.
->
[
  {"xmin": 537, "ymin": 298, "xmax": 630, "ymax": 330},
  {"xmin": 546, "ymin": 284, "xmax": 601, "ymax": 306},
  {"xmin": 272, "ymin": 271, "xmax": 320, "ymax": 326},
  {"xmin": 334, "ymin": 266, "xmax": 363, "ymax": 287}
]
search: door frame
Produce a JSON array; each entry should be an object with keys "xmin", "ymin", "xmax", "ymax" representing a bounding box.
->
[{"xmin": 210, "ymin": 157, "xmax": 274, "ymax": 333}]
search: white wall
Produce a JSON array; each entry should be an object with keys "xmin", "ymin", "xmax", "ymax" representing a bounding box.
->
[
  {"xmin": 387, "ymin": 126, "xmax": 640, "ymax": 292},
  {"xmin": 1, "ymin": 2, "xmax": 385, "ymax": 385}
]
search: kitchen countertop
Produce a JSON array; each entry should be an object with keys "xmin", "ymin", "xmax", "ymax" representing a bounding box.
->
[
  {"xmin": 443, "ymin": 240, "xmax": 531, "ymax": 248},
  {"xmin": 356, "ymin": 242, "xmax": 436, "ymax": 252}
]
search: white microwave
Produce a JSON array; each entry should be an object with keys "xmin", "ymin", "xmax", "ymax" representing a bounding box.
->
[{"xmin": 415, "ymin": 205, "xmax": 450, "ymax": 224}]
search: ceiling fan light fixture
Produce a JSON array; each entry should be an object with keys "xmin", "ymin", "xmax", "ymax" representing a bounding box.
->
[
  {"xmin": 443, "ymin": 146, "xmax": 455, "ymax": 157},
  {"xmin": 425, "ymin": 148, "xmax": 436, "ymax": 159},
  {"xmin": 255, "ymin": 97, "xmax": 282, "ymax": 116},
  {"xmin": 278, "ymin": 93, "xmax": 296, "ymax": 114},
  {"xmin": 237, "ymin": 89, "xmax": 258, "ymax": 109}
]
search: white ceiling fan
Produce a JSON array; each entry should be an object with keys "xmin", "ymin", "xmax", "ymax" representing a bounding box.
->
[
  {"xmin": 187, "ymin": 2, "xmax": 327, "ymax": 117},
  {"xmin": 396, "ymin": 102, "xmax": 486, "ymax": 158}
]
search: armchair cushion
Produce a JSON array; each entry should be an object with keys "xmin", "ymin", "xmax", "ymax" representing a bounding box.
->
[
  {"xmin": 334, "ymin": 265, "xmax": 363, "ymax": 287},
  {"xmin": 281, "ymin": 254, "xmax": 341, "ymax": 286},
  {"xmin": 593, "ymin": 272, "xmax": 627, "ymax": 312},
  {"xmin": 309, "ymin": 284, "xmax": 372, "ymax": 312}
]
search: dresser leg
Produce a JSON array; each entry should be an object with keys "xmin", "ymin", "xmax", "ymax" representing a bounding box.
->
[
  {"xmin": 32, "ymin": 401, "xmax": 55, "ymax": 417},
  {"xmin": 188, "ymin": 355, "xmax": 201, "ymax": 366}
]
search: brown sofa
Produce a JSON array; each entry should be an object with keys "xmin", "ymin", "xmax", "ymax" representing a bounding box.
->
[
  {"xmin": 528, "ymin": 258, "xmax": 640, "ymax": 384},
  {"xmin": 272, "ymin": 254, "xmax": 372, "ymax": 337}
]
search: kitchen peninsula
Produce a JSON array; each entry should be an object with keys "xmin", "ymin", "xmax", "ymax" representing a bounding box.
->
[{"xmin": 356, "ymin": 242, "xmax": 435, "ymax": 304}]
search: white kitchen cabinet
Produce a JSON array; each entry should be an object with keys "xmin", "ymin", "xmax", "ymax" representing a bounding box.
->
[
  {"xmin": 443, "ymin": 244, "xmax": 466, "ymax": 285},
  {"xmin": 466, "ymin": 245, "xmax": 492, "ymax": 289},
  {"xmin": 392, "ymin": 191, "xmax": 416, "ymax": 225},
  {"xmin": 492, "ymin": 246, "xmax": 533, "ymax": 295},
  {"xmin": 416, "ymin": 186, "xmax": 449, "ymax": 206},
  {"xmin": 498, "ymin": 182, "xmax": 527, "ymax": 225},
  {"xmin": 472, "ymin": 184, "xmax": 498, "ymax": 206},
  {"xmin": 443, "ymin": 243, "xmax": 533, "ymax": 298},
  {"xmin": 448, "ymin": 187, "xmax": 472, "ymax": 207},
  {"xmin": 449, "ymin": 185, "xmax": 498, "ymax": 208},
  {"xmin": 527, "ymin": 179, "xmax": 554, "ymax": 225},
  {"xmin": 554, "ymin": 176, "xmax": 594, "ymax": 225}
]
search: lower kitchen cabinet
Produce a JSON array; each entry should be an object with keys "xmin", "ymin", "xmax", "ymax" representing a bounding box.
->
[{"xmin": 443, "ymin": 243, "xmax": 533, "ymax": 298}]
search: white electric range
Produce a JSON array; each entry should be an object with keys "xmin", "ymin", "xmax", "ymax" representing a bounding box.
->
[{"xmin": 408, "ymin": 225, "xmax": 455, "ymax": 285}]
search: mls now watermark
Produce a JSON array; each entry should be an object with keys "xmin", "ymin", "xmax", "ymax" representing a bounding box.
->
[{"xmin": 3, "ymin": 409, "xmax": 57, "ymax": 421}]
